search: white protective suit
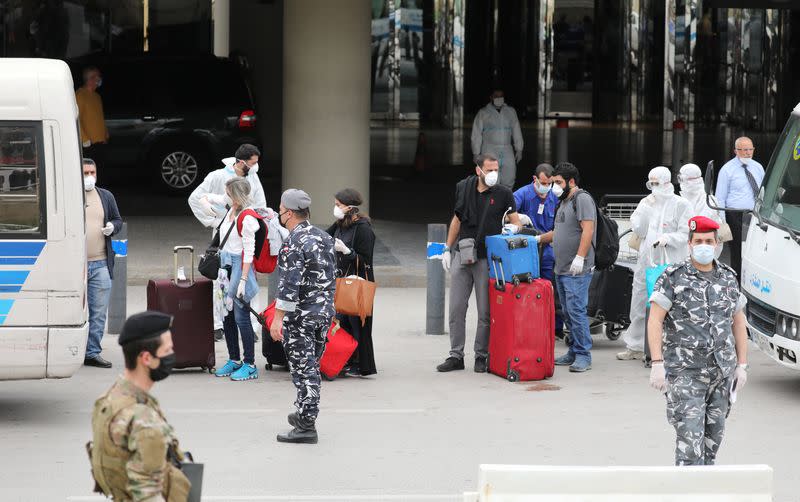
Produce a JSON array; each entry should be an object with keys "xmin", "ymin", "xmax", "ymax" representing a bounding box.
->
[
  {"xmin": 622, "ymin": 166, "xmax": 693, "ymax": 352},
  {"xmin": 470, "ymin": 103, "xmax": 524, "ymax": 190},
  {"xmin": 187, "ymin": 157, "xmax": 268, "ymax": 331},
  {"xmin": 679, "ymin": 163, "xmax": 725, "ymax": 258}
]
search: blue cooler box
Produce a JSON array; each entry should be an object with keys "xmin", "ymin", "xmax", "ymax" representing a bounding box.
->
[{"xmin": 486, "ymin": 234, "xmax": 540, "ymax": 285}]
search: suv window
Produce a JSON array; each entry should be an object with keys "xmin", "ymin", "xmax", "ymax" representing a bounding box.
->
[
  {"xmin": 0, "ymin": 123, "xmax": 46, "ymax": 237},
  {"xmin": 170, "ymin": 61, "xmax": 251, "ymax": 110}
]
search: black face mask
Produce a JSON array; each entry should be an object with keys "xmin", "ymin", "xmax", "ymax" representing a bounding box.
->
[
  {"xmin": 149, "ymin": 352, "xmax": 176, "ymax": 382},
  {"xmin": 278, "ymin": 210, "xmax": 289, "ymax": 228}
]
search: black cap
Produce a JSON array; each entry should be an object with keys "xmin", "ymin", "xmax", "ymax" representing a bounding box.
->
[{"xmin": 118, "ymin": 311, "xmax": 173, "ymax": 345}]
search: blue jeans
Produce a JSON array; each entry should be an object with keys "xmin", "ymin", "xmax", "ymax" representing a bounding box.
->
[
  {"xmin": 223, "ymin": 300, "xmax": 257, "ymax": 365},
  {"xmin": 556, "ymin": 272, "xmax": 593, "ymax": 362},
  {"xmin": 86, "ymin": 260, "xmax": 112, "ymax": 359},
  {"xmin": 222, "ymin": 251, "xmax": 259, "ymax": 365}
]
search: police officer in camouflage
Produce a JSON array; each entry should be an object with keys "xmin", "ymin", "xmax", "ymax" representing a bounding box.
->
[
  {"xmin": 88, "ymin": 311, "xmax": 191, "ymax": 501},
  {"xmin": 270, "ymin": 189, "xmax": 336, "ymax": 444},
  {"xmin": 648, "ymin": 216, "xmax": 749, "ymax": 466}
]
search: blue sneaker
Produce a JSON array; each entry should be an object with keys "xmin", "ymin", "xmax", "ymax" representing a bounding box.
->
[
  {"xmin": 231, "ymin": 363, "xmax": 258, "ymax": 381},
  {"xmin": 555, "ymin": 353, "xmax": 575, "ymax": 366},
  {"xmin": 215, "ymin": 359, "xmax": 242, "ymax": 377},
  {"xmin": 569, "ymin": 358, "xmax": 592, "ymax": 373}
]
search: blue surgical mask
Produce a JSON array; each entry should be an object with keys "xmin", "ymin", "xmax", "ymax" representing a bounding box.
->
[
  {"xmin": 691, "ymin": 244, "xmax": 715, "ymax": 265},
  {"xmin": 535, "ymin": 181, "xmax": 551, "ymax": 196}
]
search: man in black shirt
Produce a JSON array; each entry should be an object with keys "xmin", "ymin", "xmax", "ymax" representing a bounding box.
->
[{"xmin": 437, "ymin": 154, "xmax": 521, "ymax": 373}]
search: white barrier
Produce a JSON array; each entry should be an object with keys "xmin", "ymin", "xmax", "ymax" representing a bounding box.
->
[{"xmin": 465, "ymin": 464, "xmax": 773, "ymax": 502}]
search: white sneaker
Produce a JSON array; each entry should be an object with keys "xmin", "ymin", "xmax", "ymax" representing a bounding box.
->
[{"xmin": 616, "ymin": 349, "xmax": 645, "ymax": 361}]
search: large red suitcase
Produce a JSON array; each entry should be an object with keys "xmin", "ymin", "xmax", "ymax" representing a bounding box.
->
[
  {"xmin": 488, "ymin": 278, "xmax": 555, "ymax": 382},
  {"xmin": 146, "ymin": 246, "xmax": 215, "ymax": 372},
  {"xmin": 320, "ymin": 320, "xmax": 357, "ymax": 380}
]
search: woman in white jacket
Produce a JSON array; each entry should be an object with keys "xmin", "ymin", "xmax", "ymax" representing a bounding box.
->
[
  {"xmin": 214, "ymin": 177, "xmax": 261, "ymax": 381},
  {"xmin": 617, "ymin": 166, "xmax": 694, "ymax": 361}
]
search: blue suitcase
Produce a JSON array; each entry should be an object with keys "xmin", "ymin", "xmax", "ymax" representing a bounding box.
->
[{"xmin": 486, "ymin": 234, "xmax": 540, "ymax": 285}]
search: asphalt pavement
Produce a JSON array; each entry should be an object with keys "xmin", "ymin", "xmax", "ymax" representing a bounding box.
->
[{"xmin": 1, "ymin": 287, "xmax": 799, "ymax": 501}]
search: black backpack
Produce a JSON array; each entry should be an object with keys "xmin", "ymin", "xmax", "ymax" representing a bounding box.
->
[{"xmin": 558, "ymin": 190, "xmax": 619, "ymax": 271}]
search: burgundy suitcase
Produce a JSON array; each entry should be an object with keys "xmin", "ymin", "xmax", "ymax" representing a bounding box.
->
[
  {"xmin": 488, "ymin": 278, "xmax": 555, "ymax": 382},
  {"xmin": 146, "ymin": 246, "xmax": 215, "ymax": 372}
]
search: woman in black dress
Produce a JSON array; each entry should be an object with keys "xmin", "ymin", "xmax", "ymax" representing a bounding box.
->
[{"xmin": 327, "ymin": 188, "xmax": 377, "ymax": 377}]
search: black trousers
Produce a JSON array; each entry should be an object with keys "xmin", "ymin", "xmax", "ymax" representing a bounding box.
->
[{"xmin": 726, "ymin": 211, "xmax": 743, "ymax": 282}]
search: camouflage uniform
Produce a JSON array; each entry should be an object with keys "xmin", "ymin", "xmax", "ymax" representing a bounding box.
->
[
  {"xmin": 277, "ymin": 220, "xmax": 336, "ymax": 426},
  {"xmin": 89, "ymin": 377, "xmax": 190, "ymax": 501},
  {"xmin": 650, "ymin": 258, "xmax": 746, "ymax": 466}
]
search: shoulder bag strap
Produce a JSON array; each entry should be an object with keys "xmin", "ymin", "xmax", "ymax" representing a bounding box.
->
[
  {"xmin": 218, "ymin": 212, "xmax": 236, "ymax": 250},
  {"xmin": 343, "ymin": 224, "xmax": 365, "ymax": 278}
]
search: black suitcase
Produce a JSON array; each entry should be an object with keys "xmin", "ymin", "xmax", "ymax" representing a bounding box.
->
[
  {"xmin": 246, "ymin": 303, "xmax": 289, "ymax": 371},
  {"xmin": 587, "ymin": 265, "xmax": 634, "ymax": 339},
  {"xmin": 146, "ymin": 247, "xmax": 215, "ymax": 372}
]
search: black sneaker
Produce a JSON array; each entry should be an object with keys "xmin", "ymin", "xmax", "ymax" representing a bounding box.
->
[
  {"xmin": 474, "ymin": 357, "xmax": 488, "ymax": 373},
  {"xmin": 436, "ymin": 357, "xmax": 465, "ymax": 372},
  {"xmin": 277, "ymin": 427, "xmax": 318, "ymax": 444},
  {"xmin": 214, "ymin": 329, "xmax": 224, "ymax": 342},
  {"xmin": 84, "ymin": 356, "xmax": 112, "ymax": 368}
]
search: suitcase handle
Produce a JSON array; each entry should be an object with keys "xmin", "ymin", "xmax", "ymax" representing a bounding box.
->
[
  {"xmin": 173, "ymin": 246, "xmax": 195, "ymax": 285},
  {"xmin": 491, "ymin": 255, "xmax": 506, "ymax": 291}
]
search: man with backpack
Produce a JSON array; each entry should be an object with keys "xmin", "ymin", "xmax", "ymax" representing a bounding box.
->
[{"xmin": 539, "ymin": 162, "xmax": 597, "ymax": 373}]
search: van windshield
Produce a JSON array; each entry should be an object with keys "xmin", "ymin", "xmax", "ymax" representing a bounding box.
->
[{"xmin": 758, "ymin": 113, "xmax": 800, "ymax": 232}]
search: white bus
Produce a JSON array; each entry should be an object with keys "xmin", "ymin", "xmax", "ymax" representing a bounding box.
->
[
  {"xmin": 0, "ymin": 59, "xmax": 88, "ymax": 380},
  {"xmin": 707, "ymin": 102, "xmax": 800, "ymax": 370}
]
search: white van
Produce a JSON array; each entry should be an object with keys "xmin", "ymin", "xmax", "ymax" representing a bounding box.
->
[
  {"xmin": 0, "ymin": 59, "xmax": 88, "ymax": 380},
  {"xmin": 708, "ymin": 102, "xmax": 800, "ymax": 370}
]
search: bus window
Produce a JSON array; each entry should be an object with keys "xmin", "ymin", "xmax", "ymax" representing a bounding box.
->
[{"xmin": 0, "ymin": 124, "xmax": 46, "ymax": 238}]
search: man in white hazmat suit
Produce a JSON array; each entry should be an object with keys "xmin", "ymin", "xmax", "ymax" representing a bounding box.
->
[
  {"xmin": 617, "ymin": 166, "xmax": 693, "ymax": 361},
  {"xmin": 679, "ymin": 163, "xmax": 725, "ymax": 258},
  {"xmin": 470, "ymin": 89, "xmax": 524, "ymax": 190},
  {"xmin": 188, "ymin": 144, "xmax": 267, "ymax": 339}
]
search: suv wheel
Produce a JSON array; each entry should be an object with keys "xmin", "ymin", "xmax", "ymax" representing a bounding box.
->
[{"xmin": 151, "ymin": 144, "xmax": 208, "ymax": 194}]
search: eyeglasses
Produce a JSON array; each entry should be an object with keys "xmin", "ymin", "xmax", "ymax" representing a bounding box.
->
[
  {"xmin": 678, "ymin": 175, "xmax": 701, "ymax": 183},
  {"xmin": 645, "ymin": 180, "xmax": 667, "ymax": 190}
]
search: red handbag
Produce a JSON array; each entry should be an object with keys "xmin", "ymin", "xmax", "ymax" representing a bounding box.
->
[{"xmin": 319, "ymin": 320, "xmax": 358, "ymax": 379}]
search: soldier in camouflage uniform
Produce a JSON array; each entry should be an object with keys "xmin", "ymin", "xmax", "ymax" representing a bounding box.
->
[
  {"xmin": 88, "ymin": 311, "xmax": 192, "ymax": 501},
  {"xmin": 270, "ymin": 189, "xmax": 336, "ymax": 444},
  {"xmin": 647, "ymin": 216, "xmax": 749, "ymax": 466}
]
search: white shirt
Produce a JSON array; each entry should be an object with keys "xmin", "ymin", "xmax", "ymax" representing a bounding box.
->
[{"xmin": 220, "ymin": 209, "xmax": 259, "ymax": 263}]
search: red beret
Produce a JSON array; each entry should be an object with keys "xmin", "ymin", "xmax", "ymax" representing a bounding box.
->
[{"xmin": 689, "ymin": 216, "xmax": 720, "ymax": 233}]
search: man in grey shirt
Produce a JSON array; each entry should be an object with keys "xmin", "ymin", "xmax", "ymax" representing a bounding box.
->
[{"xmin": 539, "ymin": 162, "xmax": 596, "ymax": 372}]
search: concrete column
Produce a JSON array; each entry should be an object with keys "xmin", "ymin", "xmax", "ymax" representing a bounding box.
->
[
  {"xmin": 283, "ymin": 0, "xmax": 371, "ymax": 223},
  {"xmin": 212, "ymin": 0, "xmax": 230, "ymax": 58}
]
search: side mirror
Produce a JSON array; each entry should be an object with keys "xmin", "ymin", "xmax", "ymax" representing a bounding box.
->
[{"xmin": 704, "ymin": 160, "xmax": 715, "ymax": 194}]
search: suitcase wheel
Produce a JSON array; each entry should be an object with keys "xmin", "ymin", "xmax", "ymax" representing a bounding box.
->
[
  {"xmin": 265, "ymin": 362, "xmax": 273, "ymax": 371},
  {"xmin": 507, "ymin": 371, "xmax": 519, "ymax": 383},
  {"xmin": 605, "ymin": 322, "xmax": 622, "ymax": 341},
  {"xmin": 512, "ymin": 277, "xmax": 521, "ymax": 287}
]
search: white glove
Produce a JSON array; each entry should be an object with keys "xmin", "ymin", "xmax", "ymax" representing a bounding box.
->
[
  {"xmin": 649, "ymin": 362, "xmax": 666, "ymax": 392},
  {"xmin": 442, "ymin": 250, "xmax": 451, "ymax": 273},
  {"xmin": 101, "ymin": 222, "xmax": 114, "ymax": 236},
  {"xmin": 236, "ymin": 280, "xmax": 246, "ymax": 300},
  {"xmin": 733, "ymin": 364, "xmax": 748, "ymax": 392},
  {"xmin": 569, "ymin": 255, "xmax": 584, "ymax": 275},
  {"xmin": 199, "ymin": 196, "xmax": 216, "ymax": 216},
  {"xmin": 656, "ymin": 234, "xmax": 669, "ymax": 247},
  {"xmin": 515, "ymin": 150, "xmax": 523, "ymax": 163},
  {"xmin": 502, "ymin": 224, "xmax": 520, "ymax": 235},
  {"xmin": 533, "ymin": 235, "xmax": 541, "ymax": 243},
  {"xmin": 518, "ymin": 214, "xmax": 533, "ymax": 227},
  {"xmin": 334, "ymin": 238, "xmax": 351, "ymax": 254}
]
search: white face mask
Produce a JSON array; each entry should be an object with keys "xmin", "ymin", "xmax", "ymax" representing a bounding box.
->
[
  {"xmin": 680, "ymin": 179, "xmax": 703, "ymax": 194},
  {"xmin": 333, "ymin": 205, "xmax": 346, "ymax": 220},
  {"xmin": 691, "ymin": 244, "xmax": 715, "ymax": 265},
  {"xmin": 84, "ymin": 175, "xmax": 96, "ymax": 191},
  {"xmin": 482, "ymin": 170, "xmax": 499, "ymax": 187},
  {"xmin": 492, "ymin": 97, "xmax": 505, "ymax": 108},
  {"xmin": 551, "ymin": 183, "xmax": 564, "ymax": 198}
]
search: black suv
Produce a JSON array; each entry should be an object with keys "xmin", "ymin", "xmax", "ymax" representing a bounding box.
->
[{"xmin": 69, "ymin": 55, "xmax": 260, "ymax": 193}]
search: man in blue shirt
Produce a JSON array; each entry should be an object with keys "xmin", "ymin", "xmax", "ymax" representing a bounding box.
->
[
  {"xmin": 714, "ymin": 136, "xmax": 765, "ymax": 280},
  {"xmin": 513, "ymin": 163, "xmax": 563, "ymax": 334}
]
